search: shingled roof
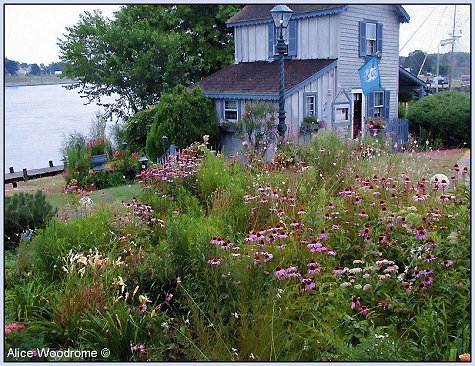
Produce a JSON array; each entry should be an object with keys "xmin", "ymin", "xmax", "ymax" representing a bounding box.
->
[
  {"xmin": 196, "ymin": 59, "xmax": 337, "ymax": 97},
  {"xmin": 227, "ymin": 5, "xmax": 345, "ymax": 25}
]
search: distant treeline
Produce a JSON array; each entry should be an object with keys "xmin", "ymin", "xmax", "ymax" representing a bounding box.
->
[
  {"xmin": 399, "ymin": 51, "xmax": 470, "ymax": 77},
  {"xmin": 5, "ymin": 58, "xmax": 65, "ymax": 76}
]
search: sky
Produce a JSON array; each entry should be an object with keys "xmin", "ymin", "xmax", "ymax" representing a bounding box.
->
[{"xmin": 3, "ymin": 3, "xmax": 472, "ymax": 65}]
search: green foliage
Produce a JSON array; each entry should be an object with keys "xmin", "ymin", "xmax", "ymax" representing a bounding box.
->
[
  {"xmin": 146, "ymin": 85, "xmax": 218, "ymax": 161},
  {"xmin": 29, "ymin": 211, "xmax": 113, "ymax": 281},
  {"xmin": 124, "ymin": 106, "xmax": 158, "ymax": 152},
  {"xmin": 79, "ymin": 171, "xmax": 127, "ymax": 190},
  {"xmin": 5, "ymin": 191, "xmax": 57, "ymax": 250},
  {"xmin": 407, "ymin": 91, "xmax": 470, "ymax": 147},
  {"xmin": 238, "ymin": 102, "xmax": 278, "ymax": 159},
  {"xmin": 58, "ymin": 5, "xmax": 240, "ymax": 118}
]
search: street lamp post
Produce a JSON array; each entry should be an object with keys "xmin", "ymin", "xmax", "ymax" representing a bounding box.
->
[
  {"xmin": 270, "ymin": 5, "xmax": 293, "ymax": 138},
  {"xmin": 436, "ymin": 37, "xmax": 459, "ymax": 93}
]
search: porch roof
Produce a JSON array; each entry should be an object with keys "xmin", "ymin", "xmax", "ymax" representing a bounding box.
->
[
  {"xmin": 196, "ymin": 59, "xmax": 337, "ymax": 100},
  {"xmin": 399, "ymin": 67, "xmax": 426, "ymax": 87}
]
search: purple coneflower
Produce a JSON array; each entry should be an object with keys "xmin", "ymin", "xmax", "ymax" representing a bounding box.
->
[
  {"xmin": 208, "ymin": 257, "xmax": 224, "ymax": 266},
  {"xmin": 317, "ymin": 230, "xmax": 329, "ymax": 239},
  {"xmin": 351, "ymin": 296, "xmax": 361, "ymax": 309},
  {"xmin": 414, "ymin": 226, "xmax": 428, "ymax": 240},
  {"xmin": 441, "ymin": 259, "xmax": 454, "ymax": 268},
  {"xmin": 358, "ymin": 305, "xmax": 370, "ymax": 316},
  {"xmin": 300, "ymin": 277, "xmax": 316, "ymax": 292},
  {"xmin": 358, "ymin": 228, "xmax": 370, "ymax": 239},
  {"xmin": 332, "ymin": 267, "xmax": 345, "ymax": 275}
]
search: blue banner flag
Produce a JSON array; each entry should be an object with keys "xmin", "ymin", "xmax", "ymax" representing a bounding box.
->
[{"xmin": 358, "ymin": 56, "xmax": 381, "ymax": 95}]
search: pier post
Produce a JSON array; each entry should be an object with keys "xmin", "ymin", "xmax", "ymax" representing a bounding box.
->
[
  {"xmin": 9, "ymin": 167, "xmax": 14, "ymax": 173},
  {"xmin": 49, "ymin": 160, "xmax": 53, "ymax": 167},
  {"xmin": 22, "ymin": 168, "xmax": 29, "ymax": 182}
]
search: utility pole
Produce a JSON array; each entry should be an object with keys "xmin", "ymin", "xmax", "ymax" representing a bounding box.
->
[{"xmin": 448, "ymin": 5, "xmax": 457, "ymax": 90}]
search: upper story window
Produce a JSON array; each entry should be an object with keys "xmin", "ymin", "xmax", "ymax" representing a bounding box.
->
[
  {"xmin": 359, "ymin": 21, "xmax": 383, "ymax": 57},
  {"xmin": 224, "ymin": 100, "xmax": 239, "ymax": 121},
  {"xmin": 268, "ymin": 19, "xmax": 298, "ymax": 59}
]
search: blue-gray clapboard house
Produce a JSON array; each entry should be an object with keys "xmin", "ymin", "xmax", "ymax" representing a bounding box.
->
[{"xmin": 197, "ymin": 4, "xmax": 424, "ymax": 143}]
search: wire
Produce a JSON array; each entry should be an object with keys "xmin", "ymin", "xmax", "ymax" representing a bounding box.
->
[{"xmin": 399, "ymin": 6, "xmax": 438, "ymax": 53}]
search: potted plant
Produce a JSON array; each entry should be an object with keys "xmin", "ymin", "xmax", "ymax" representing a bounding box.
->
[
  {"xmin": 300, "ymin": 114, "xmax": 320, "ymax": 134},
  {"xmin": 365, "ymin": 117, "xmax": 386, "ymax": 136},
  {"xmin": 111, "ymin": 149, "xmax": 140, "ymax": 180},
  {"xmin": 86, "ymin": 138, "xmax": 107, "ymax": 171},
  {"xmin": 218, "ymin": 118, "xmax": 238, "ymax": 133}
]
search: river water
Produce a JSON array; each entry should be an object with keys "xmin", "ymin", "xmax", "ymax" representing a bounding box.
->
[{"xmin": 5, "ymin": 84, "xmax": 117, "ymax": 173}]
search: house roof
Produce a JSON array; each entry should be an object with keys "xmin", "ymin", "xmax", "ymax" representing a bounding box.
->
[
  {"xmin": 227, "ymin": 4, "xmax": 409, "ymax": 27},
  {"xmin": 196, "ymin": 59, "xmax": 337, "ymax": 100},
  {"xmin": 399, "ymin": 67, "xmax": 426, "ymax": 87},
  {"xmin": 227, "ymin": 5, "xmax": 347, "ymax": 27}
]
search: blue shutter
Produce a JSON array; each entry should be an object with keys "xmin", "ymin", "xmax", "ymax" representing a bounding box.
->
[
  {"xmin": 383, "ymin": 90, "xmax": 390, "ymax": 119},
  {"xmin": 268, "ymin": 23, "xmax": 275, "ymax": 59},
  {"xmin": 376, "ymin": 22, "xmax": 383, "ymax": 53},
  {"xmin": 288, "ymin": 19, "xmax": 297, "ymax": 57},
  {"xmin": 367, "ymin": 92, "xmax": 374, "ymax": 117},
  {"xmin": 359, "ymin": 21, "xmax": 366, "ymax": 57}
]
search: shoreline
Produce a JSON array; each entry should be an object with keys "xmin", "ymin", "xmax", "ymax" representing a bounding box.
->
[{"xmin": 5, "ymin": 80, "xmax": 77, "ymax": 87}]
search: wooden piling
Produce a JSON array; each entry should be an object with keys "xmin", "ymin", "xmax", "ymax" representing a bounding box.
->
[
  {"xmin": 22, "ymin": 168, "xmax": 28, "ymax": 182},
  {"xmin": 49, "ymin": 160, "xmax": 53, "ymax": 167},
  {"xmin": 9, "ymin": 167, "xmax": 14, "ymax": 173}
]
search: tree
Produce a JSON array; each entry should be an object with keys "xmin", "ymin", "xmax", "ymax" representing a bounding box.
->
[
  {"xmin": 5, "ymin": 58, "xmax": 19, "ymax": 75},
  {"xmin": 58, "ymin": 5, "xmax": 240, "ymax": 119},
  {"xmin": 30, "ymin": 63, "xmax": 41, "ymax": 75},
  {"xmin": 145, "ymin": 85, "xmax": 218, "ymax": 161}
]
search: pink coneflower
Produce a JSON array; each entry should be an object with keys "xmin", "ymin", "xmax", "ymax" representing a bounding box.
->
[
  {"xmin": 332, "ymin": 267, "xmax": 345, "ymax": 275},
  {"xmin": 438, "ymin": 195, "xmax": 450, "ymax": 203},
  {"xmin": 441, "ymin": 259, "xmax": 454, "ymax": 268},
  {"xmin": 412, "ymin": 193, "xmax": 429, "ymax": 202},
  {"xmin": 317, "ymin": 230, "xmax": 329, "ymax": 239},
  {"xmin": 300, "ymin": 277, "xmax": 316, "ymax": 292},
  {"xmin": 221, "ymin": 240, "xmax": 233, "ymax": 250},
  {"xmin": 139, "ymin": 304, "xmax": 147, "ymax": 313},
  {"xmin": 297, "ymin": 208, "xmax": 306, "ymax": 215},
  {"xmin": 376, "ymin": 259, "xmax": 394, "ymax": 266},
  {"xmin": 358, "ymin": 210, "xmax": 369, "ymax": 218},
  {"xmin": 378, "ymin": 300, "xmax": 390, "ymax": 311},
  {"xmin": 358, "ymin": 305, "xmax": 370, "ymax": 316},
  {"xmin": 351, "ymin": 296, "xmax": 361, "ymax": 309},
  {"xmin": 423, "ymin": 254, "xmax": 437, "ymax": 263},
  {"xmin": 274, "ymin": 267, "xmax": 287, "ymax": 280},
  {"xmin": 165, "ymin": 293, "xmax": 174, "ymax": 302},
  {"xmin": 276, "ymin": 231, "xmax": 288, "ymax": 239},
  {"xmin": 290, "ymin": 220, "xmax": 302, "ymax": 228},
  {"xmin": 358, "ymin": 228, "xmax": 370, "ymax": 239},
  {"xmin": 332, "ymin": 223, "xmax": 340, "ymax": 230},
  {"xmin": 323, "ymin": 212, "xmax": 332, "ymax": 220},
  {"xmin": 453, "ymin": 164, "xmax": 460, "ymax": 172},
  {"xmin": 286, "ymin": 265, "xmax": 301, "ymax": 278},
  {"xmin": 307, "ymin": 260, "xmax": 320, "ymax": 275},
  {"xmin": 414, "ymin": 226, "xmax": 428, "ymax": 240},
  {"xmin": 307, "ymin": 240, "xmax": 324, "ymax": 252},
  {"xmin": 208, "ymin": 257, "xmax": 224, "ymax": 266}
]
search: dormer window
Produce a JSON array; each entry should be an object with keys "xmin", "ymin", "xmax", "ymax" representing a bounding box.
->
[{"xmin": 359, "ymin": 20, "xmax": 382, "ymax": 57}]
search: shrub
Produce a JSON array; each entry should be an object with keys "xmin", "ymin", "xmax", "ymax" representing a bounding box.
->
[
  {"xmin": 79, "ymin": 171, "xmax": 127, "ymax": 190},
  {"xmin": 145, "ymin": 85, "xmax": 218, "ymax": 161},
  {"xmin": 5, "ymin": 191, "xmax": 57, "ymax": 250},
  {"xmin": 407, "ymin": 91, "xmax": 470, "ymax": 148},
  {"xmin": 124, "ymin": 106, "xmax": 158, "ymax": 152}
]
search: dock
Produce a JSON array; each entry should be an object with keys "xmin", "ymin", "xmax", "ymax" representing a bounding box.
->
[{"xmin": 5, "ymin": 161, "xmax": 65, "ymax": 188}]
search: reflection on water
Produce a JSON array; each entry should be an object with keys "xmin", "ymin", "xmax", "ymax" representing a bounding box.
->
[{"xmin": 5, "ymin": 84, "xmax": 117, "ymax": 172}]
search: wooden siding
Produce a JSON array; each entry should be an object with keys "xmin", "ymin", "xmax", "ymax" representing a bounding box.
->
[
  {"xmin": 235, "ymin": 24, "xmax": 269, "ymax": 62},
  {"xmin": 337, "ymin": 5, "xmax": 400, "ymax": 120},
  {"xmin": 297, "ymin": 15, "xmax": 339, "ymax": 60},
  {"xmin": 285, "ymin": 68, "xmax": 336, "ymax": 136}
]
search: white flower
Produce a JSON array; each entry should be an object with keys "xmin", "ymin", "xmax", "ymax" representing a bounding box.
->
[{"xmin": 363, "ymin": 284, "xmax": 372, "ymax": 291}]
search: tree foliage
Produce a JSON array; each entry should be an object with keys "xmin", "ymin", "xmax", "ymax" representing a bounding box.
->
[
  {"xmin": 123, "ymin": 106, "xmax": 158, "ymax": 153},
  {"xmin": 145, "ymin": 85, "xmax": 218, "ymax": 161},
  {"xmin": 5, "ymin": 58, "xmax": 19, "ymax": 75},
  {"xmin": 407, "ymin": 91, "xmax": 470, "ymax": 147},
  {"xmin": 58, "ymin": 5, "xmax": 240, "ymax": 119}
]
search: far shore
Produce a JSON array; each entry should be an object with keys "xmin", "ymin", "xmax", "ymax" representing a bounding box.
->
[{"xmin": 5, "ymin": 75, "xmax": 78, "ymax": 87}]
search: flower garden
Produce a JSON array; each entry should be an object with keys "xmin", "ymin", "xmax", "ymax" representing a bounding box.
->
[{"xmin": 4, "ymin": 131, "xmax": 470, "ymax": 361}]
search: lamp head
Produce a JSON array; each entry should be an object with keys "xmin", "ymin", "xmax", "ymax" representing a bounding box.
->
[{"xmin": 270, "ymin": 5, "xmax": 293, "ymax": 29}]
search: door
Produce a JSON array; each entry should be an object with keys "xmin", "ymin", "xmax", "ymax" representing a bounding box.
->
[{"xmin": 353, "ymin": 93, "xmax": 362, "ymax": 139}]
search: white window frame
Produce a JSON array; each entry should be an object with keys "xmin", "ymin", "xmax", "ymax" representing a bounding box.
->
[
  {"xmin": 365, "ymin": 22, "xmax": 377, "ymax": 56},
  {"xmin": 305, "ymin": 95, "xmax": 316, "ymax": 117},
  {"xmin": 224, "ymin": 100, "xmax": 238, "ymax": 122},
  {"xmin": 374, "ymin": 91, "xmax": 384, "ymax": 118}
]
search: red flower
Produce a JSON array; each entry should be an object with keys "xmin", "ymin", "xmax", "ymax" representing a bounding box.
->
[
  {"xmin": 114, "ymin": 150, "xmax": 120, "ymax": 158},
  {"xmin": 131, "ymin": 152, "xmax": 139, "ymax": 159}
]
